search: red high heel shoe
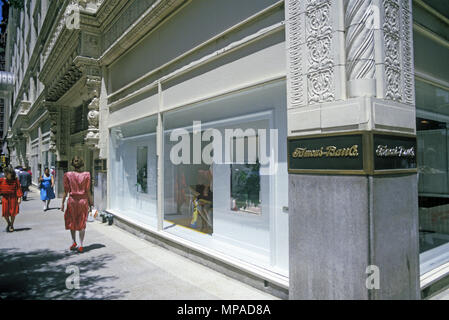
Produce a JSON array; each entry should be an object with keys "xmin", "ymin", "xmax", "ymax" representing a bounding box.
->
[
  {"xmin": 70, "ymin": 242, "xmax": 77, "ymax": 251},
  {"xmin": 77, "ymin": 246, "xmax": 84, "ymax": 253}
]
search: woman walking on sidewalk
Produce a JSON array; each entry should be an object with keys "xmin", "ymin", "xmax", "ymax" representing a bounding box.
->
[
  {"xmin": 0, "ymin": 167, "xmax": 23, "ymax": 232},
  {"xmin": 39, "ymin": 167, "xmax": 55, "ymax": 211},
  {"xmin": 60, "ymin": 156, "xmax": 93, "ymax": 253}
]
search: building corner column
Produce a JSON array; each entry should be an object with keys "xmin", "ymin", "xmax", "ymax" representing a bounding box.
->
[{"xmin": 286, "ymin": 0, "xmax": 419, "ymax": 299}]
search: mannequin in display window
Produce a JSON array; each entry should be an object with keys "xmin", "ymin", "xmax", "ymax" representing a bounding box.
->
[{"xmin": 190, "ymin": 166, "xmax": 213, "ymax": 232}]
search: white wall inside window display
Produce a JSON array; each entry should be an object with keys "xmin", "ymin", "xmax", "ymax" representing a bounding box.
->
[
  {"xmin": 163, "ymin": 81, "xmax": 289, "ymax": 275},
  {"xmin": 109, "ymin": 116, "xmax": 158, "ymax": 228}
]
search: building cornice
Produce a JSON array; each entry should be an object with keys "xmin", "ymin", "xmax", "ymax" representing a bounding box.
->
[{"xmin": 40, "ymin": 1, "xmax": 104, "ymax": 84}]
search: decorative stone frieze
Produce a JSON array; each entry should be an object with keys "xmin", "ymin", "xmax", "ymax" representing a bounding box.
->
[
  {"xmin": 306, "ymin": 1, "xmax": 335, "ymax": 104},
  {"xmin": 286, "ymin": 0, "xmax": 338, "ymax": 109},
  {"xmin": 46, "ymin": 63, "xmax": 83, "ymax": 102},
  {"xmin": 380, "ymin": 0, "xmax": 415, "ymax": 105}
]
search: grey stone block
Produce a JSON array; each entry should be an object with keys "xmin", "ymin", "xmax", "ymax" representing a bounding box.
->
[{"xmin": 289, "ymin": 174, "xmax": 420, "ymax": 300}]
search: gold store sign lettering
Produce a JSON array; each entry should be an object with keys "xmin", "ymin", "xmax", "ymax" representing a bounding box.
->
[
  {"xmin": 292, "ymin": 145, "xmax": 359, "ymax": 158},
  {"xmin": 375, "ymin": 145, "xmax": 415, "ymax": 158}
]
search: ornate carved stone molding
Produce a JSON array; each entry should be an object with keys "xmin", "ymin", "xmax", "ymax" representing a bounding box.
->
[
  {"xmin": 286, "ymin": 0, "xmax": 306, "ymax": 107},
  {"xmin": 383, "ymin": 0, "xmax": 402, "ymax": 102},
  {"xmin": 46, "ymin": 63, "xmax": 83, "ymax": 102},
  {"xmin": 344, "ymin": 0, "xmax": 376, "ymax": 97},
  {"xmin": 286, "ymin": 0, "xmax": 337, "ymax": 109},
  {"xmin": 400, "ymin": 0, "xmax": 415, "ymax": 106},
  {"xmin": 85, "ymin": 90, "xmax": 100, "ymax": 150},
  {"xmin": 81, "ymin": 61, "xmax": 102, "ymax": 151},
  {"xmin": 306, "ymin": 1, "xmax": 335, "ymax": 104}
]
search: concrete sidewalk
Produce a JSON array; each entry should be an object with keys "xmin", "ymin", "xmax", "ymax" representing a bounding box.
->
[{"xmin": 0, "ymin": 187, "xmax": 278, "ymax": 300}]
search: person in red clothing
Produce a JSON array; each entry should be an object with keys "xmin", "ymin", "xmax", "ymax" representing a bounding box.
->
[
  {"xmin": 60, "ymin": 156, "xmax": 93, "ymax": 253},
  {"xmin": 0, "ymin": 166, "xmax": 23, "ymax": 232}
]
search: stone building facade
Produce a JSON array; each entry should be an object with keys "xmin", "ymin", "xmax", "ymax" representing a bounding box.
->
[{"xmin": 4, "ymin": 0, "xmax": 449, "ymax": 299}]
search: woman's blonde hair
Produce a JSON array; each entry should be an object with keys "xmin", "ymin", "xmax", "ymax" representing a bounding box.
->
[{"xmin": 71, "ymin": 156, "xmax": 84, "ymax": 169}]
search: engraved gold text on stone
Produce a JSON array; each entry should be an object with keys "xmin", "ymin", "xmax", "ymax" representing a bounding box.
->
[{"xmin": 292, "ymin": 145, "xmax": 359, "ymax": 158}]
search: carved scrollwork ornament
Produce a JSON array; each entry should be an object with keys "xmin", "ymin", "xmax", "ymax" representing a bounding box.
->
[{"xmin": 85, "ymin": 88, "xmax": 101, "ymax": 150}]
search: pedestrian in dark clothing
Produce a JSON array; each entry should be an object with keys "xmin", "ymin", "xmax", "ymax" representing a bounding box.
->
[{"xmin": 18, "ymin": 168, "xmax": 32, "ymax": 201}]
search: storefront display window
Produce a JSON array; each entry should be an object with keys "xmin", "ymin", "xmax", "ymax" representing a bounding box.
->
[{"xmin": 162, "ymin": 81, "xmax": 288, "ymax": 272}]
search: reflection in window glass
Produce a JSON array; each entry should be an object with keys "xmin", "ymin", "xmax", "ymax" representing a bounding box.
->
[
  {"xmin": 230, "ymin": 162, "xmax": 261, "ymax": 215},
  {"xmin": 137, "ymin": 146, "xmax": 148, "ymax": 194},
  {"xmin": 417, "ymin": 117, "xmax": 449, "ymax": 253}
]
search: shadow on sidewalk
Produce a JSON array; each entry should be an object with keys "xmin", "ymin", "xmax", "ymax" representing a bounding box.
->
[
  {"xmin": 12, "ymin": 228, "xmax": 32, "ymax": 232},
  {"xmin": 0, "ymin": 248, "xmax": 128, "ymax": 300},
  {"xmin": 82, "ymin": 244, "xmax": 106, "ymax": 252}
]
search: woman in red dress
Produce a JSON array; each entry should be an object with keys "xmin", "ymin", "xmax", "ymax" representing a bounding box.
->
[
  {"xmin": 0, "ymin": 167, "xmax": 23, "ymax": 232},
  {"xmin": 60, "ymin": 157, "xmax": 93, "ymax": 253}
]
